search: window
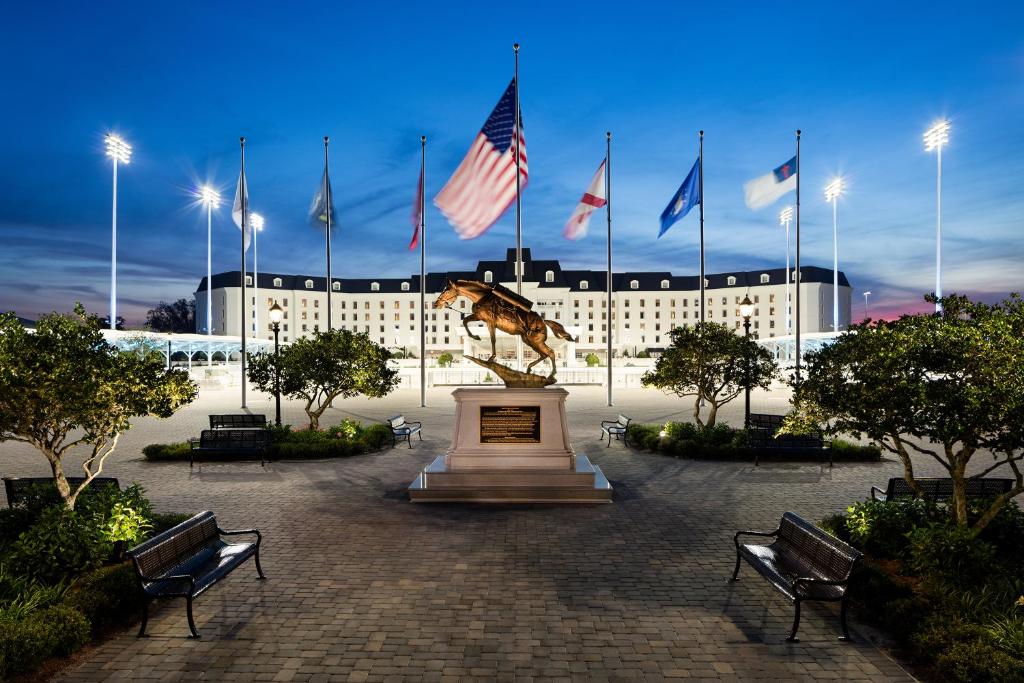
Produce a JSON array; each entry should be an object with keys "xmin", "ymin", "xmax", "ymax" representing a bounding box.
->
[
  {"xmin": 484, "ymin": 270, "xmax": 493, "ymax": 283},
  {"xmin": 245, "ymin": 276, "xmax": 253, "ymax": 286},
  {"xmin": 371, "ymin": 282, "xmax": 380, "ymax": 291},
  {"xmin": 580, "ymin": 280, "xmax": 589, "ymax": 290},
  {"xmin": 630, "ymin": 280, "xmax": 639, "ymax": 290},
  {"xmin": 401, "ymin": 282, "xmax": 410, "ymax": 291},
  {"xmin": 760, "ymin": 273, "xmax": 770, "ymax": 284},
  {"xmin": 545, "ymin": 270, "xmax": 554, "ymax": 283},
  {"xmin": 703, "ymin": 278, "xmax": 709, "ymax": 288},
  {"xmin": 273, "ymin": 277, "xmax": 282, "ymax": 288},
  {"xmin": 660, "ymin": 280, "xmax": 669, "ymax": 289},
  {"xmin": 727, "ymin": 276, "xmax": 736, "ymax": 286},
  {"xmin": 332, "ymin": 281, "xmax": 340, "ymax": 291}
]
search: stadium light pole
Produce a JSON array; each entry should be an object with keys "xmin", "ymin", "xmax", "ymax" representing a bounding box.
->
[
  {"xmin": 104, "ymin": 134, "xmax": 132, "ymax": 331},
  {"xmin": 251, "ymin": 213, "xmax": 265, "ymax": 339},
  {"xmin": 779, "ymin": 206, "xmax": 793, "ymax": 338},
  {"xmin": 199, "ymin": 186, "xmax": 221, "ymax": 365},
  {"xmin": 824, "ymin": 177, "xmax": 844, "ymax": 333},
  {"xmin": 924, "ymin": 120, "xmax": 950, "ymax": 313}
]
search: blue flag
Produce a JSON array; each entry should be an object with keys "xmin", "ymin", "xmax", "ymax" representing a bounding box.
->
[
  {"xmin": 659, "ymin": 158, "xmax": 700, "ymax": 238},
  {"xmin": 309, "ymin": 167, "xmax": 337, "ymax": 229}
]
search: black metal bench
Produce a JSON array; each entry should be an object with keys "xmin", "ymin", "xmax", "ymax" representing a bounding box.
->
[
  {"xmin": 600, "ymin": 414, "xmax": 632, "ymax": 447},
  {"xmin": 746, "ymin": 413, "xmax": 829, "ymax": 467},
  {"xmin": 3, "ymin": 476, "xmax": 119, "ymax": 508},
  {"xmin": 871, "ymin": 477, "xmax": 1014, "ymax": 502},
  {"xmin": 387, "ymin": 415, "xmax": 422, "ymax": 448},
  {"xmin": 731, "ymin": 511, "xmax": 862, "ymax": 642},
  {"xmin": 209, "ymin": 414, "xmax": 267, "ymax": 430},
  {"xmin": 128, "ymin": 510, "xmax": 265, "ymax": 638},
  {"xmin": 190, "ymin": 429, "xmax": 270, "ymax": 467}
]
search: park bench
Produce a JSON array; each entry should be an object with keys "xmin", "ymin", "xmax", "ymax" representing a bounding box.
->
[
  {"xmin": 746, "ymin": 412, "xmax": 829, "ymax": 467},
  {"xmin": 128, "ymin": 510, "xmax": 264, "ymax": 638},
  {"xmin": 871, "ymin": 476, "xmax": 1014, "ymax": 502},
  {"xmin": 388, "ymin": 415, "xmax": 422, "ymax": 449},
  {"xmin": 600, "ymin": 414, "xmax": 632, "ymax": 447},
  {"xmin": 209, "ymin": 414, "xmax": 267, "ymax": 430},
  {"xmin": 3, "ymin": 476, "xmax": 119, "ymax": 508},
  {"xmin": 190, "ymin": 429, "xmax": 271, "ymax": 467},
  {"xmin": 731, "ymin": 511, "xmax": 862, "ymax": 642}
]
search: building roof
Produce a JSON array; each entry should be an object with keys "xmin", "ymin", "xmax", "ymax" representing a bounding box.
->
[{"xmin": 196, "ymin": 247, "xmax": 850, "ymax": 294}]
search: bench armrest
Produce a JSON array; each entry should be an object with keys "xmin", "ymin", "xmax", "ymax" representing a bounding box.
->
[
  {"xmin": 405, "ymin": 421, "xmax": 422, "ymax": 429},
  {"xmin": 792, "ymin": 576, "xmax": 851, "ymax": 592},
  {"xmin": 870, "ymin": 486, "xmax": 887, "ymax": 501},
  {"xmin": 733, "ymin": 528, "xmax": 779, "ymax": 548},
  {"xmin": 138, "ymin": 572, "xmax": 196, "ymax": 590},
  {"xmin": 600, "ymin": 420, "xmax": 618, "ymax": 428},
  {"xmin": 218, "ymin": 527, "xmax": 262, "ymax": 546}
]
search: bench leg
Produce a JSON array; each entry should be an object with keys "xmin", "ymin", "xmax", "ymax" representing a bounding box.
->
[
  {"xmin": 418, "ymin": 430, "xmax": 423, "ymax": 441},
  {"xmin": 255, "ymin": 548, "xmax": 267, "ymax": 580},
  {"xmin": 391, "ymin": 435, "xmax": 396, "ymax": 449},
  {"xmin": 839, "ymin": 596, "xmax": 851, "ymax": 641},
  {"xmin": 407, "ymin": 434, "xmax": 413, "ymax": 449},
  {"xmin": 137, "ymin": 599, "xmax": 149, "ymax": 637},
  {"xmin": 786, "ymin": 599, "xmax": 802, "ymax": 642},
  {"xmin": 730, "ymin": 553, "xmax": 742, "ymax": 581},
  {"xmin": 186, "ymin": 595, "xmax": 199, "ymax": 639}
]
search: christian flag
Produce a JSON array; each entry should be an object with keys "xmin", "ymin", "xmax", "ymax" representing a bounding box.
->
[
  {"xmin": 434, "ymin": 79, "xmax": 528, "ymax": 239},
  {"xmin": 563, "ymin": 159, "xmax": 607, "ymax": 240},
  {"xmin": 744, "ymin": 156, "xmax": 797, "ymax": 210},
  {"xmin": 231, "ymin": 170, "xmax": 252, "ymax": 252}
]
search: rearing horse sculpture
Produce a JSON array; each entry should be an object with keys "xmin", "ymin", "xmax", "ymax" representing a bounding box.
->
[{"xmin": 434, "ymin": 279, "xmax": 576, "ymax": 379}]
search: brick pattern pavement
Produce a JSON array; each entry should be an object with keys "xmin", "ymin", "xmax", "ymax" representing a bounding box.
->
[{"xmin": 0, "ymin": 387, "xmax": 927, "ymax": 681}]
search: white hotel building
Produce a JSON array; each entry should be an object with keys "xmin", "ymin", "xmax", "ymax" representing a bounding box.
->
[{"xmin": 196, "ymin": 248, "xmax": 851, "ymax": 363}]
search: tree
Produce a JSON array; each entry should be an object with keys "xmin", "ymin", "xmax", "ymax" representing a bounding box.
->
[
  {"xmin": 795, "ymin": 294, "xmax": 1024, "ymax": 531},
  {"xmin": 585, "ymin": 352, "xmax": 600, "ymax": 367},
  {"xmin": 0, "ymin": 307, "xmax": 197, "ymax": 509},
  {"xmin": 145, "ymin": 299, "xmax": 195, "ymax": 333},
  {"xmin": 642, "ymin": 323, "xmax": 776, "ymax": 427},
  {"xmin": 437, "ymin": 352, "xmax": 454, "ymax": 368},
  {"xmin": 247, "ymin": 329, "xmax": 399, "ymax": 430}
]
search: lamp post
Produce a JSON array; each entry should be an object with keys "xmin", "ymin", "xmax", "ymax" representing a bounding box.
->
[
  {"xmin": 104, "ymin": 134, "xmax": 132, "ymax": 331},
  {"xmin": 862, "ymin": 290, "xmax": 872, "ymax": 321},
  {"xmin": 251, "ymin": 213, "xmax": 265, "ymax": 338},
  {"xmin": 268, "ymin": 302, "xmax": 284, "ymax": 427},
  {"xmin": 739, "ymin": 295, "xmax": 755, "ymax": 430},
  {"xmin": 924, "ymin": 120, "xmax": 950, "ymax": 313},
  {"xmin": 824, "ymin": 177, "xmax": 844, "ymax": 333},
  {"xmin": 779, "ymin": 206, "xmax": 793, "ymax": 338},
  {"xmin": 199, "ymin": 186, "xmax": 221, "ymax": 366}
]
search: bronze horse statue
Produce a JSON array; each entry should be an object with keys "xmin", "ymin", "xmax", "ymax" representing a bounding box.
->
[{"xmin": 434, "ymin": 279, "xmax": 576, "ymax": 379}]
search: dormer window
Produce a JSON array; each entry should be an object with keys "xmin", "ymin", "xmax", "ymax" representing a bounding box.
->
[
  {"xmin": 273, "ymin": 277, "xmax": 282, "ymax": 288},
  {"xmin": 727, "ymin": 276, "xmax": 737, "ymax": 286},
  {"xmin": 304, "ymin": 279, "xmax": 314, "ymax": 289},
  {"xmin": 484, "ymin": 270, "xmax": 493, "ymax": 283},
  {"xmin": 245, "ymin": 276, "xmax": 253, "ymax": 286},
  {"xmin": 580, "ymin": 280, "xmax": 589, "ymax": 290},
  {"xmin": 401, "ymin": 282, "xmax": 410, "ymax": 292},
  {"xmin": 332, "ymin": 281, "xmax": 341, "ymax": 291},
  {"xmin": 371, "ymin": 282, "xmax": 380, "ymax": 292},
  {"xmin": 660, "ymin": 279, "xmax": 670, "ymax": 289},
  {"xmin": 545, "ymin": 270, "xmax": 554, "ymax": 283},
  {"xmin": 791, "ymin": 271, "xmax": 799, "ymax": 282},
  {"xmin": 760, "ymin": 273, "xmax": 770, "ymax": 284},
  {"xmin": 703, "ymin": 278, "xmax": 709, "ymax": 288},
  {"xmin": 630, "ymin": 280, "xmax": 639, "ymax": 290}
]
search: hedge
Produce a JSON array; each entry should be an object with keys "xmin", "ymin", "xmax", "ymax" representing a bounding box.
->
[{"xmin": 0, "ymin": 605, "xmax": 90, "ymax": 680}]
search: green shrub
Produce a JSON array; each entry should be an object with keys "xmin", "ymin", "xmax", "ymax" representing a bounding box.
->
[
  {"xmin": 358, "ymin": 423, "xmax": 392, "ymax": 450},
  {"xmin": 844, "ymin": 499, "xmax": 941, "ymax": 558},
  {"xmin": 830, "ymin": 438, "xmax": 882, "ymax": 460},
  {"xmin": 625, "ymin": 424, "xmax": 663, "ymax": 451},
  {"xmin": 148, "ymin": 512, "xmax": 194, "ymax": 537},
  {"xmin": 142, "ymin": 441, "xmax": 192, "ymax": 460},
  {"xmin": 846, "ymin": 561, "xmax": 915, "ymax": 624},
  {"xmin": 0, "ymin": 507, "xmax": 37, "ymax": 546},
  {"xmin": 64, "ymin": 563, "xmax": 142, "ymax": 636},
  {"xmin": 972, "ymin": 499, "xmax": 1024, "ymax": 564},
  {"xmin": 7, "ymin": 507, "xmax": 108, "ymax": 584},
  {"xmin": 0, "ymin": 605, "xmax": 90, "ymax": 680},
  {"xmin": 935, "ymin": 639, "xmax": 1023, "ymax": 682},
  {"xmin": 907, "ymin": 525, "xmax": 997, "ymax": 589},
  {"xmin": 585, "ymin": 353, "xmax": 600, "ymax": 367},
  {"xmin": 987, "ymin": 614, "xmax": 1024, "ymax": 659},
  {"xmin": 882, "ymin": 596, "xmax": 933, "ymax": 642},
  {"xmin": 818, "ymin": 513, "xmax": 851, "ymax": 544}
]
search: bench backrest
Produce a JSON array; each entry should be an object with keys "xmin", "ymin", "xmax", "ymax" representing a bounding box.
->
[
  {"xmin": 388, "ymin": 415, "xmax": 406, "ymax": 429},
  {"xmin": 209, "ymin": 414, "xmax": 267, "ymax": 429},
  {"xmin": 199, "ymin": 429, "xmax": 270, "ymax": 449},
  {"xmin": 747, "ymin": 413, "xmax": 786, "ymax": 432},
  {"xmin": 885, "ymin": 477, "xmax": 1014, "ymax": 501},
  {"xmin": 616, "ymin": 415, "xmax": 631, "ymax": 427},
  {"xmin": 777, "ymin": 512, "xmax": 861, "ymax": 580},
  {"xmin": 129, "ymin": 510, "xmax": 220, "ymax": 579},
  {"xmin": 3, "ymin": 476, "xmax": 119, "ymax": 508}
]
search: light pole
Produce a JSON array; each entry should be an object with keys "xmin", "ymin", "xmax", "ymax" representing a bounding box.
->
[
  {"xmin": 104, "ymin": 134, "xmax": 132, "ymax": 331},
  {"xmin": 824, "ymin": 177, "xmax": 844, "ymax": 333},
  {"xmin": 924, "ymin": 120, "xmax": 950, "ymax": 313},
  {"xmin": 251, "ymin": 213, "xmax": 265, "ymax": 338},
  {"xmin": 862, "ymin": 290, "xmax": 872, "ymax": 321},
  {"xmin": 269, "ymin": 302, "xmax": 284, "ymax": 427},
  {"xmin": 739, "ymin": 295, "xmax": 755, "ymax": 431},
  {"xmin": 199, "ymin": 186, "xmax": 221, "ymax": 365},
  {"xmin": 779, "ymin": 206, "xmax": 793, "ymax": 338}
]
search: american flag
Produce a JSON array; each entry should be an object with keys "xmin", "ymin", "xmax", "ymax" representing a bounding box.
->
[{"xmin": 435, "ymin": 79, "xmax": 528, "ymax": 239}]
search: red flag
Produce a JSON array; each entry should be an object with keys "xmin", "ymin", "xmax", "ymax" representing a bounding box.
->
[{"xmin": 409, "ymin": 165, "xmax": 423, "ymax": 250}]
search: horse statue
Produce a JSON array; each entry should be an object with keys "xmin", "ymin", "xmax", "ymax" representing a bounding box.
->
[{"xmin": 434, "ymin": 279, "xmax": 576, "ymax": 381}]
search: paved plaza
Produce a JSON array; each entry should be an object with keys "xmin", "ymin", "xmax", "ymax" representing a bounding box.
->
[{"xmin": 0, "ymin": 385, "xmax": 929, "ymax": 682}]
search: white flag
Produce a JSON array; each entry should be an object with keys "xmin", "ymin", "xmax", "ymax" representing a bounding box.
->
[
  {"xmin": 232, "ymin": 171, "xmax": 252, "ymax": 252},
  {"xmin": 744, "ymin": 156, "xmax": 797, "ymax": 210},
  {"xmin": 563, "ymin": 159, "xmax": 607, "ymax": 240}
]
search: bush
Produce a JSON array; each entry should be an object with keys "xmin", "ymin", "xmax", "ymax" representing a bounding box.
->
[
  {"xmin": 843, "ymin": 499, "xmax": 941, "ymax": 558},
  {"xmin": 585, "ymin": 353, "xmax": 600, "ymax": 367},
  {"xmin": 972, "ymin": 499, "xmax": 1024, "ymax": 564},
  {"xmin": 830, "ymin": 438, "xmax": 882, "ymax": 460},
  {"xmin": 358, "ymin": 423, "xmax": 392, "ymax": 450},
  {"xmin": 148, "ymin": 512, "xmax": 194, "ymax": 537},
  {"xmin": 987, "ymin": 614, "xmax": 1024, "ymax": 660},
  {"xmin": 935, "ymin": 639, "xmax": 1022, "ymax": 682},
  {"xmin": 818, "ymin": 513, "xmax": 851, "ymax": 544},
  {"xmin": 142, "ymin": 441, "xmax": 192, "ymax": 460},
  {"xmin": 625, "ymin": 424, "xmax": 663, "ymax": 451},
  {"xmin": 64, "ymin": 563, "xmax": 142, "ymax": 635},
  {"xmin": 6, "ymin": 507, "xmax": 108, "ymax": 584},
  {"xmin": 907, "ymin": 525, "xmax": 998, "ymax": 589},
  {"xmin": 0, "ymin": 605, "xmax": 90, "ymax": 680}
]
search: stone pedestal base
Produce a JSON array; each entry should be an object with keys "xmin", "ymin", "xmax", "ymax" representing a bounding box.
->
[{"xmin": 407, "ymin": 387, "xmax": 612, "ymax": 503}]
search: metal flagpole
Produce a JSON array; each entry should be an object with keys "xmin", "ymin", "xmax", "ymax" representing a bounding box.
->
[
  {"xmin": 324, "ymin": 136, "xmax": 333, "ymax": 331},
  {"xmin": 513, "ymin": 43, "xmax": 523, "ymax": 370},
  {"xmin": 606, "ymin": 131, "xmax": 613, "ymax": 407},
  {"xmin": 239, "ymin": 137, "xmax": 248, "ymax": 409},
  {"xmin": 419, "ymin": 135, "xmax": 427, "ymax": 408},
  {"xmin": 253, "ymin": 217, "xmax": 259, "ymax": 338},
  {"xmin": 794, "ymin": 130, "xmax": 802, "ymax": 382},
  {"xmin": 698, "ymin": 131, "xmax": 705, "ymax": 324},
  {"xmin": 207, "ymin": 201, "xmax": 213, "ymax": 364}
]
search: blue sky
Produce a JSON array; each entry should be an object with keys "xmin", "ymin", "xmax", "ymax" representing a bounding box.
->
[{"xmin": 1, "ymin": 1, "xmax": 1022, "ymax": 323}]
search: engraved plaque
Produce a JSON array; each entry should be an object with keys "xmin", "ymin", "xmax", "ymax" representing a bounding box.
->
[{"xmin": 479, "ymin": 406, "xmax": 541, "ymax": 444}]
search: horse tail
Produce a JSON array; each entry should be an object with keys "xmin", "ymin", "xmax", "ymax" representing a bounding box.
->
[{"xmin": 544, "ymin": 319, "xmax": 576, "ymax": 342}]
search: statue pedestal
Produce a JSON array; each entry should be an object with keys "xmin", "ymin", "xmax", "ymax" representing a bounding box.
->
[{"xmin": 408, "ymin": 387, "xmax": 612, "ymax": 503}]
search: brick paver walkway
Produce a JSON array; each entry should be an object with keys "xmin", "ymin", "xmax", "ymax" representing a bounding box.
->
[{"xmin": 1, "ymin": 386, "xmax": 921, "ymax": 681}]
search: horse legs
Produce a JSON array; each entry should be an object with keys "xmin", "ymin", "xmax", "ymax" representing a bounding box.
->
[
  {"xmin": 462, "ymin": 313, "xmax": 482, "ymax": 341},
  {"xmin": 524, "ymin": 338, "xmax": 556, "ymax": 377},
  {"xmin": 487, "ymin": 322, "xmax": 497, "ymax": 362}
]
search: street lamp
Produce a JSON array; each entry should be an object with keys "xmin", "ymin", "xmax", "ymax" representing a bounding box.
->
[
  {"xmin": 779, "ymin": 206, "xmax": 793, "ymax": 336},
  {"xmin": 862, "ymin": 290, "xmax": 872, "ymax": 321},
  {"xmin": 824, "ymin": 177, "xmax": 844, "ymax": 333},
  {"xmin": 104, "ymin": 133, "xmax": 132, "ymax": 331},
  {"xmin": 924, "ymin": 119, "xmax": 950, "ymax": 313},
  {"xmin": 250, "ymin": 213, "xmax": 265, "ymax": 338},
  {"xmin": 268, "ymin": 301, "xmax": 284, "ymax": 427},
  {"xmin": 198, "ymin": 185, "xmax": 221, "ymax": 366},
  {"xmin": 739, "ymin": 294, "xmax": 755, "ymax": 433}
]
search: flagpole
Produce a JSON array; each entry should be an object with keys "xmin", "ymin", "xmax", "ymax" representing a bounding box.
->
[
  {"xmin": 324, "ymin": 136, "xmax": 333, "ymax": 332},
  {"xmin": 419, "ymin": 135, "xmax": 427, "ymax": 408},
  {"xmin": 239, "ymin": 136, "xmax": 248, "ymax": 409},
  {"xmin": 698, "ymin": 130, "xmax": 705, "ymax": 324},
  {"xmin": 794, "ymin": 130, "xmax": 802, "ymax": 382},
  {"xmin": 606, "ymin": 131, "xmax": 613, "ymax": 407},
  {"xmin": 513, "ymin": 42, "xmax": 523, "ymax": 371}
]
